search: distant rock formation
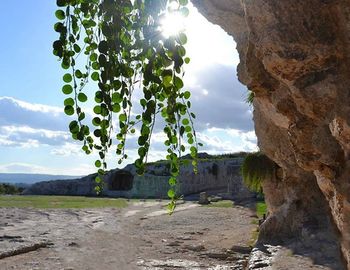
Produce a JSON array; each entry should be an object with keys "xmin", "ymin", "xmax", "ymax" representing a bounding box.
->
[{"xmin": 24, "ymin": 158, "xmax": 253, "ymax": 200}]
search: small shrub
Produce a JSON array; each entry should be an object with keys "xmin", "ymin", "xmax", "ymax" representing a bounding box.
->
[
  {"xmin": 246, "ymin": 91, "xmax": 254, "ymax": 105},
  {"xmin": 256, "ymin": 202, "xmax": 267, "ymax": 218},
  {"xmin": 241, "ymin": 152, "xmax": 276, "ymax": 193}
]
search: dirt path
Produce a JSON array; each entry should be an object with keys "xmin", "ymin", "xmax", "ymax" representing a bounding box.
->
[
  {"xmin": 0, "ymin": 202, "xmax": 342, "ymax": 270},
  {"xmin": 0, "ymin": 202, "xmax": 256, "ymax": 270}
]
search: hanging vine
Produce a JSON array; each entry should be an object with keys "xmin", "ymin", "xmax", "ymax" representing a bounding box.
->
[{"xmin": 53, "ymin": 0, "xmax": 199, "ymax": 211}]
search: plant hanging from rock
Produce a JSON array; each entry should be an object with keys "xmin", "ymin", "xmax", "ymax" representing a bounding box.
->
[
  {"xmin": 53, "ymin": 0, "xmax": 199, "ymax": 211},
  {"xmin": 241, "ymin": 152, "xmax": 276, "ymax": 193}
]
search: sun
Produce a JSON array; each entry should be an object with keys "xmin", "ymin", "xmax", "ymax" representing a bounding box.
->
[
  {"xmin": 161, "ymin": 12, "xmax": 186, "ymax": 38},
  {"xmin": 160, "ymin": 2, "xmax": 187, "ymax": 38}
]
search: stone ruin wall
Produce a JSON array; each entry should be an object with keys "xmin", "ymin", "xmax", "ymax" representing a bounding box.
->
[{"xmin": 24, "ymin": 159, "xmax": 252, "ymax": 200}]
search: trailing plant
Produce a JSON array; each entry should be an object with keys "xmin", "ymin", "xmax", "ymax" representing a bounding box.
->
[
  {"xmin": 53, "ymin": 0, "xmax": 200, "ymax": 212},
  {"xmin": 241, "ymin": 152, "xmax": 275, "ymax": 193},
  {"xmin": 246, "ymin": 91, "xmax": 254, "ymax": 105}
]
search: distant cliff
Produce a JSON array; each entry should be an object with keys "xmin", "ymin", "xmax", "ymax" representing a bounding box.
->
[{"xmin": 23, "ymin": 156, "xmax": 252, "ymax": 200}]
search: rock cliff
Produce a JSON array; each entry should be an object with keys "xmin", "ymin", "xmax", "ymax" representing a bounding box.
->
[
  {"xmin": 24, "ymin": 158, "xmax": 252, "ymax": 200},
  {"xmin": 192, "ymin": 0, "xmax": 350, "ymax": 268}
]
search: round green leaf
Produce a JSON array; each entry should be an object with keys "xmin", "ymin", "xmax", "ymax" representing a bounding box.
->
[
  {"xmin": 174, "ymin": 77, "xmax": 184, "ymax": 89},
  {"xmin": 183, "ymin": 91, "xmax": 191, "ymax": 99},
  {"xmin": 55, "ymin": 10, "xmax": 66, "ymax": 20},
  {"xmin": 64, "ymin": 105, "xmax": 74, "ymax": 115},
  {"xmin": 92, "ymin": 62, "xmax": 99, "ymax": 70},
  {"xmin": 54, "ymin": 22, "xmax": 64, "ymax": 33},
  {"xmin": 168, "ymin": 177, "xmax": 177, "ymax": 186},
  {"xmin": 63, "ymin": 73, "xmax": 72, "ymax": 83},
  {"xmin": 92, "ymin": 117, "xmax": 101, "ymax": 126},
  {"xmin": 93, "ymin": 106, "xmax": 101, "ymax": 114},
  {"xmin": 138, "ymin": 147, "xmax": 146, "ymax": 157},
  {"xmin": 182, "ymin": 118, "xmax": 189, "ymax": 125},
  {"xmin": 90, "ymin": 53, "xmax": 98, "ymax": 62},
  {"xmin": 64, "ymin": 98, "xmax": 74, "ymax": 106},
  {"xmin": 112, "ymin": 104, "xmax": 121, "ymax": 113},
  {"xmin": 95, "ymin": 176, "xmax": 102, "ymax": 183},
  {"xmin": 98, "ymin": 40, "xmax": 108, "ymax": 54},
  {"xmin": 119, "ymin": 114, "xmax": 127, "ymax": 122},
  {"xmin": 167, "ymin": 189, "xmax": 175, "ymax": 198},
  {"xmin": 75, "ymin": 69, "xmax": 83, "ymax": 78},
  {"xmin": 91, "ymin": 72, "xmax": 99, "ymax": 81},
  {"xmin": 69, "ymin": 121, "xmax": 79, "ymax": 134},
  {"xmin": 162, "ymin": 75, "xmax": 172, "ymax": 88},
  {"xmin": 95, "ymin": 160, "xmax": 102, "ymax": 168},
  {"xmin": 138, "ymin": 136, "xmax": 147, "ymax": 146},
  {"xmin": 94, "ymin": 129, "xmax": 102, "ymax": 137},
  {"xmin": 78, "ymin": 93, "xmax": 88, "ymax": 102},
  {"xmin": 73, "ymin": 44, "xmax": 81, "ymax": 53},
  {"xmin": 62, "ymin": 84, "xmax": 73, "ymax": 95}
]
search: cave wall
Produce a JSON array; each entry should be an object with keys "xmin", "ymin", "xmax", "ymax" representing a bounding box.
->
[{"xmin": 192, "ymin": 0, "xmax": 350, "ymax": 268}]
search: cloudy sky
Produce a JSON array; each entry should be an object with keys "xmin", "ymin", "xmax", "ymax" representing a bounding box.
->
[{"xmin": 0, "ymin": 1, "xmax": 256, "ymax": 175}]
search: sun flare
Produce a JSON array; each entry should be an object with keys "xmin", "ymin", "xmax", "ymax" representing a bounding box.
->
[{"xmin": 160, "ymin": 11, "xmax": 186, "ymax": 38}]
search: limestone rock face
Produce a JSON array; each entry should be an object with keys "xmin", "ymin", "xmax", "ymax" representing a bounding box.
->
[
  {"xmin": 24, "ymin": 159, "xmax": 251, "ymax": 200},
  {"xmin": 192, "ymin": 0, "xmax": 350, "ymax": 268}
]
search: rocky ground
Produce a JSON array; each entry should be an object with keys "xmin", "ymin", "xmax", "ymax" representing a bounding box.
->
[{"xmin": 0, "ymin": 201, "xmax": 343, "ymax": 269}]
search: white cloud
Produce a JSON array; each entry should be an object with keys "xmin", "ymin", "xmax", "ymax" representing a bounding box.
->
[
  {"xmin": 0, "ymin": 125, "xmax": 70, "ymax": 148},
  {"xmin": 184, "ymin": 64, "xmax": 254, "ymax": 132},
  {"xmin": 198, "ymin": 128, "xmax": 258, "ymax": 153},
  {"xmin": 50, "ymin": 143, "xmax": 82, "ymax": 156},
  {"xmin": 0, "ymin": 96, "xmax": 68, "ymax": 131},
  {"xmin": 0, "ymin": 137, "xmax": 39, "ymax": 148}
]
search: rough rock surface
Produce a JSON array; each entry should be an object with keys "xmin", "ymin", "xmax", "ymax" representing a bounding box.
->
[
  {"xmin": 24, "ymin": 159, "xmax": 252, "ymax": 201},
  {"xmin": 192, "ymin": 0, "xmax": 350, "ymax": 268},
  {"xmin": 0, "ymin": 203, "xmax": 256, "ymax": 270}
]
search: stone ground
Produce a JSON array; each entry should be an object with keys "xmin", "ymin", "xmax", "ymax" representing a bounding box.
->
[{"xmin": 0, "ymin": 201, "xmax": 344, "ymax": 270}]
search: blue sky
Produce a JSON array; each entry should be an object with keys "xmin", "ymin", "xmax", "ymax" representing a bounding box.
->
[
  {"xmin": 0, "ymin": 1, "xmax": 256, "ymax": 175},
  {"xmin": 0, "ymin": 1, "xmax": 64, "ymax": 105}
]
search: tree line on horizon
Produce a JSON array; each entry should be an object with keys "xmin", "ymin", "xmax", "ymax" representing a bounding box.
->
[{"xmin": 0, "ymin": 183, "xmax": 23, "ymax": 195}]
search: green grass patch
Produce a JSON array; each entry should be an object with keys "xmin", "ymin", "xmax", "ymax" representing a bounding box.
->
[
  {"xmin": 0, "ymin": 195, "xmax": 128, "ymax": 209},
  {"xmin": 248, "ymin": 228, "xmax": 259, "ymax": 247},
  {"xmin": 250, "ymin": 219, "xmax": 259, "ymax": 225},
  {"xmin": 205, "ymin": 200, "xmax": 234, "ymax": 208},
  {"xmin": 256, "ymin": 201, "xmax": 267, "ymax": 218},
  {"xmin": 247, "ymin": 201, "xmax": 267, "ymax": 247}
]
